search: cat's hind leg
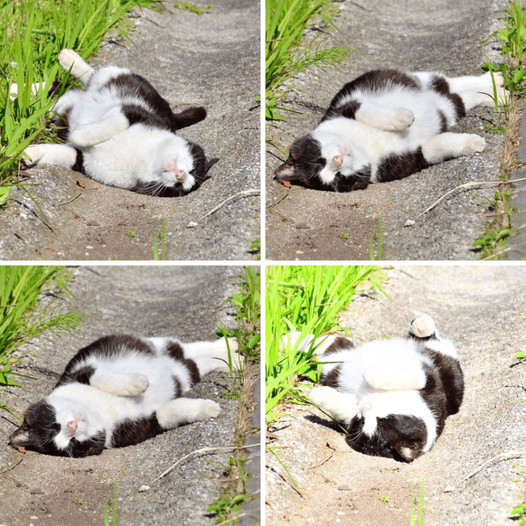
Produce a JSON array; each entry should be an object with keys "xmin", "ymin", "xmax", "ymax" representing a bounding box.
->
[
  {"xmin": 22, "ymin": 144, "xmax": 78, "ymax": 169},
  {"xmin": 310, "ymin": 386, "xmax": 359, "ymax": 425},
  {"xmin": 156, "ymin": 397, "xmax": 220, "ymax": 429},
  {"xmin": 58, "ymin": 49, "xmax": 94, "ymax": 85},
  {"xmin": 447, "ymin": 72, "xmax": 507, "ymax": 109},
  {"xmin": 421, "ymin": 132, "xmax": 485, "ymax": 164},
  {"xmin": 363, "ymin": 364, "xmax": 426, "ymax": 391}
]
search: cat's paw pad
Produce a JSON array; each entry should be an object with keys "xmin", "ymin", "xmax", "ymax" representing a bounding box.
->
[
  {"xmin": 197, "ymin": 400, "xmax": 221, "ymax": 420},
  {"xmin": 387, "ymin": 108, "xmax": 415, "ymax": 131},
  {"xmin": 410, "ymin": 315, "xmax": 436, "ymax": 338},
  {"xmin": 464, "ymin": 135, "xmax": 486, "ymax": 154}
]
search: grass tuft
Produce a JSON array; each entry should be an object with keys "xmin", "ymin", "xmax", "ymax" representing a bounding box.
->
[
  {"xmin": 265, "ymin": 265, "xmax": 385, "ymax": 422},
  {"xmin": 265, "ymin": 0, "xmax": 351, "ymax": 121}
]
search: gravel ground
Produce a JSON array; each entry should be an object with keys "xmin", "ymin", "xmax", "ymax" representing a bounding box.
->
[
  {"xmin": 0, "ymin": 0, "xmax": 260, "ymax": 261},
  {"xmin": 0, "ymin": 266, "xmax": 260, "ymax": 525},
  {"xmin": 266, "ymin": 0, "xmax": 513, "ymax": 261},
  {"xmin": 266, "ymin": 265, "xmax": 526, "ymax": 525}
]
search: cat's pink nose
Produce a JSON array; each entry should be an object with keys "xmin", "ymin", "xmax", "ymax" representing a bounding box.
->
[
  {"xmin": 67, "ymin": 420, "xmax": 78, "ymax": 432},
  {"xmin": 175, "ymin": 169, "xmax": 186, "ymax": 181}
]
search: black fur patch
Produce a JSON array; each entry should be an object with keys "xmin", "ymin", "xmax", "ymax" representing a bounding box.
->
[
  {"xmin": 326, "ymin": 70, "xmax": 419, "ymax": 118},
  {"xmin": 166, "ymin": 341, "xmax": 200, "ymax": 388},
  {"xmin": 346, "ymin": 414, "xmax": 427, "ymax": 463},
  {"xmin": 58, "ymin": 335, "xmax": 154, "ymax": 387},
  {"xmin": 111, "ymin": 415, "xmax": 164, "ymax": 448},
  {"xmin": 438, "ymin": 110, "xmax": 448, "ymax": 133},
  {"xmin": 323, "ymin": 336, "xmax": 354, "ymax": 356},
  {"xmin": 376, "ymin": 148, "xmax": 429, "ymax": 183},
  {"xmin": 56, "ymin": 365, "xmax": 95, "ymax": 387},
  {"xmin": 430, "ymin": 74, "xmax": 466, "ymax": 121},
  {"xmin": 324, "ymin": 365, "xmax": 342, "ymax": 388},
  {"xmin": 72, "ymin": 148, "xmax": 85, "ymax": 173}
]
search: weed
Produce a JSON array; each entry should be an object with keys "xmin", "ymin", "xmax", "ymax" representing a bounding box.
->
[
  {"xmin": 103, "ymin": 480, "xmax": 118, "ymax": 526},
  {"xmin": 266, "ymin": 0, "xmax": 351, "ymax": 121},
  {"xmin": 248, "ymin": 238, "xmax": 260, "ymax": 258},
  {"xmin": 127, "ymin": 230, "xmax": 136, "ymax": 238},
  {"xmin": 152, "ymin": 216, "xmax": 167, "ymax": 260},
  {"xmin": 74, "ymin": 498, "xmax": 84, "ymax": 506},
  {"xmin": 369, "ymin": 215, "xmax": 383, "ymax": 261},
  {"xmin": 511, "ymin": 501, "xmax": 526, "ymax": 526},
  {"xmin": 174, "ymin": 2, "xmax": 213, "ymax": 14},
  {"xmin": 340, "ymin": 232, "xmax": 349, "ymax": 240},
  {"xmin": 0, "ymin": 266, "xmax": 84, "ymax": 396},
  {"xmin": 265, "ymin": 266, "xmax": 385, "ymax": 422},
  {"xmin": 381, "ymin": 495, "xmax": 390, "ymax": 503},
  {"xmin": 410, "ymin": 475, "xmax": 424, "ymax": 526}
]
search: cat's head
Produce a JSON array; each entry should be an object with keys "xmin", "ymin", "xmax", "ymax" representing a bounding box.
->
[
  {"xmin": 274, "ymin": 132, "xmax": 371, "ymax": 192},
  {"xmin": 8, "ymin": 399, "xmax": 105, "ymax": 457},
  {"xmin": 134, "ymin": 136, "xmax": 214, "ymax": 197},
  {"xmin": 346, "ymin": 413, "xmax": 427, "ymax": 463}
]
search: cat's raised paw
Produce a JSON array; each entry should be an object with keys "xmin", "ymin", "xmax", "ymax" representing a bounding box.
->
[
  {"xmin": 197, "ymin": 399, "xmax": 221, "ymax": 420},
  {"xmin": 410, "ymin": 315, "xmax": 435, "ymax": 338},
  {"xmin": 125, "ymin": 373, "xmax": 150, "ymax": 396}
]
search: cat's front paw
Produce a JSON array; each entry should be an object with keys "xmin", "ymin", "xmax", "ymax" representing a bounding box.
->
[
  {"xmin": 309, "ymin": 386, "xmax": 336, "ymax": 407},
  {"xmin": 463, "ymin": 135, "xmax": 486, "ymax": 154},
  {"xmin": 387, "ymin": 108, "xmax": 415, "ymax": 131},
  {"xmin": 410, "ymin": 315, "xmax": 436, "ymax": 338},
  {"xmin": 125, "ymin": 373, "xmax": 149, "ymax": 396}
]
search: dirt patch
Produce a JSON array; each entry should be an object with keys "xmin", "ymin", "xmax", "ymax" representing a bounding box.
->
[
  {"xmin": 266, "ymin": 266, "xmax": 526, "ymax": 525},
  {"xmin": 0, "ymin": 0, "xmax": 260, "ymax": 261},
  {"xmin": 266, "ymin": 0, "xmax": 509, "ymax": 260},
  {"xmin": 0, "ymin": 266, "xmax": 259, "ymax": 525}
]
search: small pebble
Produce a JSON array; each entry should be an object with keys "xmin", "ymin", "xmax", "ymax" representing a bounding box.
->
[
  {"xmin": 187, "ymin": 222, "xmax": 198, "ymax": 228},
  {"xmin": 404, "ymin": 220, "xmax": 416, "ymax": 227},
  {"xmin": 295, "ymin": 250, "xmax": 304, "ymax": 254},
  {"xmin": 138, "ymin": 485, "xmax": 150, "ymax": 492},
  {"xmin": 444, "ymin": 485, "xmax": 456, "ymax": 493},
  {"xmin": 86, "ymin": 245, "xmax": 94, "ymax": 249}
]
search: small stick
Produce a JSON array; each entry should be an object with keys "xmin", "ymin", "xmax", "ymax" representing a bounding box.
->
[
  {"xmin": 152, "ymin": 443, "xmax": 259, "ymax": 483},
  {"xmin": 199, "ymin": 189, "xmax": 260, "ymax": 221},
  {"xmin": 417, "ymin": 177, "xmax": 526, "ymax": 219},
  {"xmin": 461, "ymin": 450, "xmax": 526, "ymax": 482},
  {"xmin": 56, "ymin": 192, "xmax": 82, "ymax": 207}
]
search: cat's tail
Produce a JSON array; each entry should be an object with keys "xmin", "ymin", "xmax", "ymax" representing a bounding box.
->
[{"xmin": 172, "ymin": 106, "xmax": 207, "ymax": 130}]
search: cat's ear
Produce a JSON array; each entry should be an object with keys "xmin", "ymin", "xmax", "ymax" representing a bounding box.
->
[
  {"xmin": 205, "ymin": 157, "xmax": 219, "ymax": 175},
  {"xmin": 8, "ymin": 422, "xmax": 32, "ymax": 449},
  {"xmin": 172, "ymin": 106, "xmax": 207, "ymax": 130},
  {"xmin": 274, "ymin": 157, "xmax": 298, "ymax": 182}
]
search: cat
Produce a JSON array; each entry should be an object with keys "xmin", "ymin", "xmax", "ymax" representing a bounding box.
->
[
  {"xmin": 274, "ymin": 69, "xmax": 506, "ymax": 192},
  {"xmin": 285, "ymin": 315, "xmax": 463, "ymax": 462},
  {"xmin": 9, "ymin": 334, "xmax": 240, "ymax": 457},
  {"xmin": 20, "ymin": 49, "xmax": 212, "ymax": 197}
]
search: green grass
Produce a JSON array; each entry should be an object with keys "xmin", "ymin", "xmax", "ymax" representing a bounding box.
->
[
  {"xmin": 265, "ymin": 0, "xmax": 351, "ymax": 120},
  {"xmin": 207, "ymin": 267, "xmax": 260, "ymax": 524},
  {"xmin": 475, "ymin": 0, "xmax": 526, "ymax": 258},
  {"xmin": 410, "ymin": 475, "xmax": 425, "ymax": 526},
  {"xmin": 0, "ymin": 0, "xmax": 162, "ymax": 204},
  {"xmin": 152, "ymin": 216, "xmax": 167, "ymax": 260},
  {"xmin": 0, "ymin": 266, "xmax": 84, "ymax": 415},
  {"xmin": 173, "ymin": 2, "xmax": 213, "ymax": 14},
  {"xmin": 103, "ymin": 480, "xmax": 118, "ymax": 526},
  {"xmin": 265, "ymin": 265, "xmax": 385, "ymax": 422}
]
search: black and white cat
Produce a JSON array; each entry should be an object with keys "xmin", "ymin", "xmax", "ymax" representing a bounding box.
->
[
  {"xmin": 275, "ymin": 69, "xmax": 505, "ymax": 191},
  {"xmin": 286, "ymin": 315, "xmax": 463, "ymax": 462},
  {"xmin": 9, "ymin": 334, "xmax": 240, "ymax": 457},
  {"xmin": 20, "ymin": 49, "xmax": 211, "ymax": 197}
]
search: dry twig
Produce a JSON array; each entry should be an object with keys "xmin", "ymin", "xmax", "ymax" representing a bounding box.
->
[
  {"xmin": 199, "ymin": 189, "xmax": 260, "ymax": 221},
  {"xmin": 461, "ymin": 450, "xmax": 526, "ymax": 482}
]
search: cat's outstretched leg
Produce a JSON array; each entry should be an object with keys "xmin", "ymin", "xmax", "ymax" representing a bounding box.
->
[
  {"xmin": 409, "ymin": 314, "xmax": 459, "ymax": 359},
  {"xmin": 422, "ymin": 132, "xmax": 485, "ymax": 164},
  {"xmin": 58, "ymin": 49, "xmax": 94, "ymax": 85},
  {"xmin": 181, "ymin": 338, "xmax": 243, "ymax": 373},
  {"xmin": 22, "ymin": 144, "xmax": 78, "ymax": 169},
  {"xmin": 447, "ymin": 72, "xmax": 507, "ymax": 109},
  {"xmin": 310, "ymin": 386, "xmax": 359, "ymax": 425},
  {"xmin": 156, "ymin": 397, "xmax": 220, "ymax": 429},
  {"xmin": 363, "ymin": 364, "xmax": 426, "ymax": 391}
]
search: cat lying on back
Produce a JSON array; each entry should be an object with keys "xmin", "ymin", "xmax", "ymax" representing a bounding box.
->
[
  {"xmin": 285, "ymin": 315, "xmax": 463, "ymax": 462},
  {"xmin": 9, "ymin": 334, "xmax": 240, "ymax": 457},
  {"xmin": 20, "ymin": 49, "xmax": 211, "ymax": 197},
  {"xmin": 275, "ymin": 69, "xmax": 505, "ymax": 191}
]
